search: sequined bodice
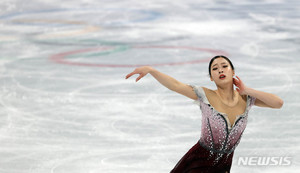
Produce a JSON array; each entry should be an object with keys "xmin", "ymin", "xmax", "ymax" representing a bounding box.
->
[{"xmin": 190, "ymin": 85, "xmax": 256, "ymax": 154}]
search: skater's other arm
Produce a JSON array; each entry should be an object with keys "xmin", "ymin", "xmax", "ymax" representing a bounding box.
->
[
  {"xmin": 246, "ymin": 88, "xmax": 283, "ymax": 109},
  {"xmin": 233, "ymin": 76, "xmax": 284, "ymax": 109},
  {"xmin": 125, "ymin": 66, "xmax": 197, "ymax": 100}
]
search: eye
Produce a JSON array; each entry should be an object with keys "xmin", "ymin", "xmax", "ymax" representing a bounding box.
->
[
  {"xmin": 223, "ymin": 65, "xmax": 228, "ymax": 68},
  {"xmin": 213, "ymin": 68, "xmax": 218, "ymax": 70}
]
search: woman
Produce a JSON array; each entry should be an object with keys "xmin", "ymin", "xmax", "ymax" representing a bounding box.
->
[{"xmin": 125, "ymin": 55, "xmax": 283, "ymax": 173}]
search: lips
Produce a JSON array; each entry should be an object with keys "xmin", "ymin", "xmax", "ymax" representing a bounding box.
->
[{"xmin": 219, "ymin": 74, "xmax": 226, "ymax": 79}]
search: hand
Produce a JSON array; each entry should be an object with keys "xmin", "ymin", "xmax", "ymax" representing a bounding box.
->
[
  {"xmin": 125, "ymin": 66, "xmax": 152, "ymax": 82},
  {"xmin": 233, "ymin": 76, "xmax": 248, "ymax": 95}
]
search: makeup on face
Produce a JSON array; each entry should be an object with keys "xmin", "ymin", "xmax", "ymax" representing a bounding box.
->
[
  {"xmin": 210, "ymin": 59, "xmax": 233, "ymax": 81},
  {"xmin": 208, "ymin": 55, "xmax": 235, "ymax": 78}
]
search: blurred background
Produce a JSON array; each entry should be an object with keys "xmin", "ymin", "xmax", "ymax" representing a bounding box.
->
[{"xmin": 0, "ymin": 0, "xmax": 299, "ymax": 172}]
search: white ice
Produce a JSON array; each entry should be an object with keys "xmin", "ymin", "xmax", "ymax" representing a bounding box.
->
[{"xmin": 0, "ymin": 0, "xmax": 299, "ymax": 172}]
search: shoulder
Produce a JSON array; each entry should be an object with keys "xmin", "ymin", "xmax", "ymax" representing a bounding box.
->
[
  {"xmin": 202, "ymin": 87, "xmax": 216, "ymax": 97},
  {"xmin": 188, "ymin": 86, "xmax": 209, "ymax": 100},
  {"xmin": 202, "ymin": 87, "xmax": 211, "ymax": 93}
]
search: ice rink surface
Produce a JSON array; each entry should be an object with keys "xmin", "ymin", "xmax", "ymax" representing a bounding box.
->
[{"xmin": 0, "ymin": 0, "xmax": 299, "ymax": 172}]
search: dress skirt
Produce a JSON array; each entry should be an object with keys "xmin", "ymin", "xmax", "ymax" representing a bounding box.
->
[{"xmin": 170, "ymin": 142, "xmax": 234, "ymax": 173}]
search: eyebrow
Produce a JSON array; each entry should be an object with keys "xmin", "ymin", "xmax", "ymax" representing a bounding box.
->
[{"xmin": 212, "ymin": 62, "xmax": 227, "ymax": 67}]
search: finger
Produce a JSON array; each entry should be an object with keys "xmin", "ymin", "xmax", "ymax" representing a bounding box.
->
[
  {"xmin": 233, "ymin": 81, "xmax": 237, "ymax": 86},
  {"xmin": 236, "ymin": 88, "xmax": 240, "ymax": 93},
  {"xmin": 233, "ymin": 77, "xmax": 237, "ymax": 83},
  {"xmin": 233, "ymin": 77, "xmax": 238, "ymax": 82},
  {"xmin": 125, "ymin": 72, "xmax": 136, "ymax": 79},
  {"xmin": 125, "ymin": 73, "xmax": 131, "ymax": 79},
  {"xmin": 233, "ymin": 78, "xmax": 237, "ymax": 84},
  {"xmin": 233, "ymin": 78, "xmax": 239, "ymax": 86},
  {"xmin": 236, "ymin": 76, "xmax": 241, "ymax": 81},
  {"xmin": 136, "ymin": 74, "xmax": 144, "ymax": 82}
]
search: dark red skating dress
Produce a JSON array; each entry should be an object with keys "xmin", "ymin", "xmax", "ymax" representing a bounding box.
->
[{"xmin": 170, "ymin": 85, "xmax": 256, "ymax": 173}]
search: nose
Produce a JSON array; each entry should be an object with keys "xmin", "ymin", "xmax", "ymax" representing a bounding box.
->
[{"xmin": 218, "ymin": 70, "xmax": 223, "ymax": 74}]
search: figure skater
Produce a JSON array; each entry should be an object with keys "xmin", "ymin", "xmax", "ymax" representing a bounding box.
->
[{"xmin": 125, "ymin": 55, "xmax": 283, "ymax": 173}]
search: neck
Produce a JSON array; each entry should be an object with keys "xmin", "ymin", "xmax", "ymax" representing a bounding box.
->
[{"xmin": 216, "ymin": 84, "xmax": 235, "ymax": 103}]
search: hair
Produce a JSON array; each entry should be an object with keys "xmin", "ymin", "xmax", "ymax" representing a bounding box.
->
[{"xmin": 208, "ymin": 55, "xmax": 234, "ymax": 77}]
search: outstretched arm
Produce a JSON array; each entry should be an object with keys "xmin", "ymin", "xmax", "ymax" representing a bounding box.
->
[
  {"xmin": 125, "ymin": 66, "xmax": 197, "ymax": 100},
  {"xmin": 233, "ymin": 76, "xmax": 284, "ymax": 109}
]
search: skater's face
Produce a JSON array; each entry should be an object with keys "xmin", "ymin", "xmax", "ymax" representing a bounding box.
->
[{"xmin": 209, "ymin": 57, "xmax": 235, "ymax": 84}]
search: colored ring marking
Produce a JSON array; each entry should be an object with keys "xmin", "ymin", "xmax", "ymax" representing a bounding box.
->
[{"xmin": 50, "ymin": 45, "xmax": 229, "ymax": 68}]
